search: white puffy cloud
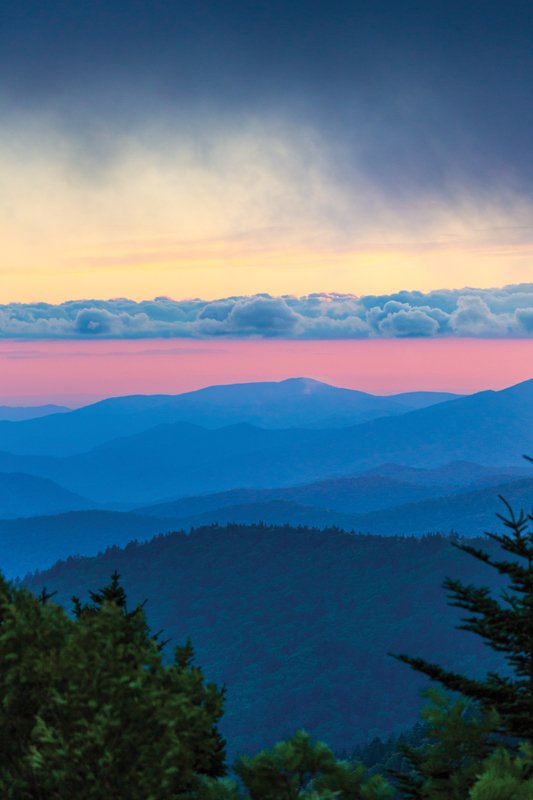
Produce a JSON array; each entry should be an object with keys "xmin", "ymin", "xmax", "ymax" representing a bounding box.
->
[
  {"xmin": 223, "ymin": 297, "xmax": 300, "ymax": 335},
  {"xmin": 378, "ymin": 308, "xmax": 440, "ymax": 337},
  {"xmin": 515, "ymin": 307, "xmax": 533, "ymax": 333},
  {"xmin": 0, "ymin": 284, "xmax": 531, "ymax": 339},
  {"xmin": 448, "ymin": 296, "xmax": 514, "ymax": 336}
]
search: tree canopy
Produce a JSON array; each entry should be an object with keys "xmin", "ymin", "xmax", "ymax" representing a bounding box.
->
[{"xmin": 0, "ymin": 570, "xmax": 226, "ymax": 799}]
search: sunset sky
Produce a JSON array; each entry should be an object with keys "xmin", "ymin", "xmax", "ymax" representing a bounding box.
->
[
  {"xmin": 0, "ymin": 1, "xmax": 531, "ymax": 400},
  {"xmin": 2, "ymin": 0, "xmax": 533, "ymax": 301}
]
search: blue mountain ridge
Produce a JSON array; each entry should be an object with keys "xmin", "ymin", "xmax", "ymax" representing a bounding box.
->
[
  {"xmin": 0, "ymin": 378, "xmax": 461, "ymax": 457},
  {"xmin": 2, "ymin": 473, "xmax": 531, "ymax": 580},
  {"xmin": 0, "ymin": 378, "xmax": 526, "ymax": 503}
]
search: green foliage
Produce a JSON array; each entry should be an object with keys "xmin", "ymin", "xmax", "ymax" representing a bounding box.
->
[
  {"xmin": 348, "ymin": 723, "xmax": 428, "ymax": 782},
  {"xmin": 235, "ymin": 730, "xmax": 392, "ymax": 800},
  {"xmin": 390, "ymin": 467, "xmax": 533, "ymax": 797},
  {"xmin": 469, "ymin": 744, "xmax": 533, "ymax": 800},
  {"xmin": 0, "ymin": 571, "xmax": 226, "ymax": 799},
  {"xmin": 393, "ymin": 490, "xmax": 533, "ymax": 742},
  {"xmin": 389, "ymin": 690, "xmax": 498, "ymax": 799},
  {"xmin": 24, "ymin": 527, "xmax": 505, "ymax": 756},
  {"xmin": 195, "ymin": 776, "xmax": 242, "ymax": 799}
]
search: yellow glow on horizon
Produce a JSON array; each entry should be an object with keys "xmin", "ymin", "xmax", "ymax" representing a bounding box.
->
[
  {"xmin": 2, "ymin": 117, "xmax": 532, "ymax": 302},
  {"xmin": 4, "ymin": 241, "xmax": 532, "ymax": 303}
]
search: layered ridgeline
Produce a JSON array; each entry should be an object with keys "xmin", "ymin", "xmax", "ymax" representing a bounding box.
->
[
  {"xmin": 0, "ymin": 379, "xmax": 529, "ymax": 506},
  {"xmin": 2, "ymin": 466, "xmax": 531, "ymax": 578},
  {"xmin": 0, "ymin": 472, "xmax": 94, "ymax": 518},
  {"xmin": 23, "ymin": 525, "xmax": 505, "ymax": 759},
  {"xmin": 0, "ymin": 378, "xmax": 462, "ymax": 457},
  {"xmin": 0, "ymin": 378, "xmax": 530, "ymax": 579},
  {"xmin": 0, "ymin": 404, "xmax": 70, "ymax": 421}
]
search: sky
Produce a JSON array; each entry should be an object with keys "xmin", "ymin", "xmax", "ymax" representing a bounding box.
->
[
  {"xmin": 1, "ymin": 0, "xmax": 533, "ymax": 303},
  {"xmin": 1, "ymin": 339, "xmax": 531, "ymax": 406},
  {"xmin": 0, "ymin": 1, "xmax": 531, "ymax": 401}
]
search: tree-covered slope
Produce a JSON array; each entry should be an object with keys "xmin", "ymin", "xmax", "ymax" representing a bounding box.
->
[{"xmin": 23, "ymin": 525, "xmax": 505, "ymax": 758}]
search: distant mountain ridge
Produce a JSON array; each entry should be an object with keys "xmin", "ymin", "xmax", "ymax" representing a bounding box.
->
[
  {"xmin": 1, "ymin": 470, "xmax": 530, "ymax": 579},
  {"xmin": 0, "ymin": 378, "xmax": 461, "ymax": 457},
  {"xmin": 351, "ymin": 477, "xmax": 533, "ymax": 536},
  {"xmin": 0, "ymin": 472, "xmax": 94, "ymax": 518},
  {"xmin": 0, "ymin": 405, "xmax": 70, "ymax": 421},
  {"xmin": 137, "ymin": 462, "xmax": 530, "ymax": 518},
  {"xmin": 0, "ymin": 510, "xmax": 180, "ymax": 579},
  {"xmin": 0, "ymin": 380, "xmax": 528, "ymax": 503},
  {"xmin": 138, "ymin": 476, "xmax": 533, "ymax": 539},
  {"xmin": 0, "ymin": 459, "xmax": 526, "ymax": 530}
]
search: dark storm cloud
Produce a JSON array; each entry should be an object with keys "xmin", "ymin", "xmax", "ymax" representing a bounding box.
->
[
  {"xmin": 1, "ymin": 285, "xmax": 531, "ymax": 338},
  {"xmin": 2, "ymin": 1, "xmax": 533, "ymax": 194}
]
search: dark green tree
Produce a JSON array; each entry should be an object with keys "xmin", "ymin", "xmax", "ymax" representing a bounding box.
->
[
  {"xmin": 388, "ymin": 689, "xmax": 498, "ymax": 799},
  {"xmin": 468, "ymin": 743, "xmax": 533, "ymax": 799},
  {"xmin": 392, "ymin": 484, "xmax": 533, "ymax": 743},
  {"xmin": 234, "ymin": 730, "xmax": 392, "ymax": 799},
  {"xmin": 0, "ymin": 572, "xmax": 226, "ymax": 799},
  {"xmin": 387, "ymin": 465, "xmax": 533, "ymax": 797}
]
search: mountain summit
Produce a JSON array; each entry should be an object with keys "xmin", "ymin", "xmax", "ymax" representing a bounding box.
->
[{"xmin": 0, "ymin": 378, "xmax": 461, "ymax": 456}]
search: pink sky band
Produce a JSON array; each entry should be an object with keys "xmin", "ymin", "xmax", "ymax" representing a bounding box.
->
[{"xmin": 1, "ymin": 338, "xmax": 531, "ymax": 406}]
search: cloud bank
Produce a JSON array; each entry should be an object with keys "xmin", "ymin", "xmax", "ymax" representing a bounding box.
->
[{"xmin": 2, "ymin": 286, "xmax": 532, "ymax": 339}]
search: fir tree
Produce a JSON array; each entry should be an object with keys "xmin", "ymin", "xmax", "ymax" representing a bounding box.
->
[
  {"xmin": 387, "ymin": 689, "xmax": 498, "ymax": 799},
  {"xmin": 469, "ymin": 743, "xmax": 533, "ymax": 800},
  {"xmin": 392, "ymin": 473, "xmax": 533, "ymax": 743}
]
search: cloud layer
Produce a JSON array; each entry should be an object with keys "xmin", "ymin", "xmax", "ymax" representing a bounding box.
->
[{"xmin": 2, "ymin": 285, "xmax": 532, "ymax": 339}]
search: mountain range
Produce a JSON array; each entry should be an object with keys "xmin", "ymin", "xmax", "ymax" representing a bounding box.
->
[
  {"xmin": 0, "ymin": 378, "xmax": 528, "ymax": 504},
  {"xmin": 0, "ymin": 378, "xmax": 460, "ymax": 457},
  {"xmin": 0, "ymin": 377, "xmax": 530, "ymax": 578},
  {"xmin": 134, "ymin": 473, "xmax": 533, "ymax": 539},
  {"xmin": 3, "ymin": 376, "xmax": 529, "ymax": 762},
  {"xmin": 0, "ymin": 472, "xmax": 93, "ymax": 518},
  {"xmin": 0, "ymin": 404, "xmax": 70, "ymax": 422},
  {"xmin": 2, "ymin": 469, "xmax": 531, "ymax": 579},
  {"xmin": 137, "ymin": 462, "xmax": 531, "ymax": 518}
]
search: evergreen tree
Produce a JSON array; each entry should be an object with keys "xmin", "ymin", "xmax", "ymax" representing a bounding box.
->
[
  {"xmin": 0, "ymin": 572, "xmax": 226, "ymax": 799},
  {"xmin": 468, "ymin": 744, "xmax": 533, "ymax": 800},
  {"xmin": 234, "ymin": 730, "xmax": 392, "ymax": 799},
  {"xmin": 392, "ymin": 481, "xmax": 533, "ymax": 743},
  {"xmin": 388, "ymin": 690, "xmax": 498, "ymax": 799}
]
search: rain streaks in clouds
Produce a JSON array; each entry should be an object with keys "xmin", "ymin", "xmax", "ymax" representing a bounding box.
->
[{"xmin": 1, "ymin": 1, "xmax": 533, "ymax": 300}]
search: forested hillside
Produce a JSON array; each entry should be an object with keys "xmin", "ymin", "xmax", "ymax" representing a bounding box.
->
[{"xmin": 24, "ymin": 525, "xmax": 505, "ymax": 757}]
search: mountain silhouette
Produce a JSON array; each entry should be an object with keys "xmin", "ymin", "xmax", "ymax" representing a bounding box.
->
[
  {"xmin": 0, "ymin": 472, "xmax": 93, "ymax": 518},
  {"xmin": 0, "ymin": 379, "xmax": 528, "ymax": 504},
  {"xmin": 0, "ymin": 378, "xmax": 461, "ymax": 456},
  {"xmin": 0, "ymin": 405, "xmax": 70, "ymax": 422},
  {"xmin": 137, "ymin": 462, "xmax": 530, "ymax": 518}
]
